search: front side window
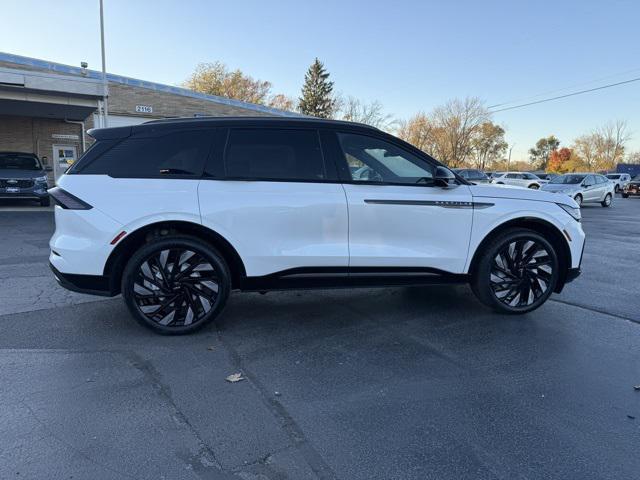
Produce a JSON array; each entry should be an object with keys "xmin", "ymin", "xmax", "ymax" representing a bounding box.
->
[
  {"xmin": 506, "ymin": 173, "xmax": 521, "ymax": 179},
  {"xmin": 79, "ymin": 130, "xmax": 212, "ymax": 177},
  {"xmin": 224, "ymin": 128, "xmax": 325, "ymax": 181},
  {"xmin": 337, "ymin": 133, "xmax": 434, "ymax": 184}
]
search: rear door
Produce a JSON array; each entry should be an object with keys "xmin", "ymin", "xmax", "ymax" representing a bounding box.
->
[
  {"xmin": 198, "ymin": 127, "xmax": 348, "ymax": 277},
  {"xmin": 325, "ymin": 129, "xmax": 473, "ymax": 273}
]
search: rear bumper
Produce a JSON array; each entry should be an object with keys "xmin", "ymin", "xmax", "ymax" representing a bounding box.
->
[{"xmin": 49, "ymin": 262, "xmax": 116, "ymax": 297}]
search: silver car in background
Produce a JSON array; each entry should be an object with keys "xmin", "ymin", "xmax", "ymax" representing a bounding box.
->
[
  {"xmin": 606, "ymin": 173, "xmax": 632, "ymax": 193},
  {"xmin": 541, "ymin": 173, "xmax": 614, "ymax": 207}
]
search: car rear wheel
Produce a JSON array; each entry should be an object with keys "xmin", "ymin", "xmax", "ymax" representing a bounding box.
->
[
  {"xmin": 574, "ymin": 194, "xmax": 583, "ymax": 207},
  {"xmin": 601, "ymin": 193, "xmax": 612, "ymax": 207},
  {"xmin": 614, "ymin": 185, "xmax": 620, "ymax": 193},
  {"xmin": 40, "ymin": 197, "xmax": 50, "ymax": 207},
  {"xmin": 622, "ymin": 193, "xmax": 629, "ymax": 198},
  {"xmin": 122, "ymin": 235, "xmax": 231, "ymax": 335},
  {"xmin": 528, "ymin": 184, "xmax": 539, "ymax": 189},
  {"xmin": 471, "ymin": 229, "xmax": 559, "ymax": 314}
]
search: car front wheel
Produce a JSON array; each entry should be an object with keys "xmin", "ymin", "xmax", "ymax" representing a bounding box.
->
[
  {"xmin": 122, "ymin": 235, "xmax": 231, "ymax": 335},
  {"xmin": 471, "ymin": 229, "xmax": 559, "ymax": 314},
  {"xmin": 574, "ymin": 194, "xmax": 583, "ymax": 207}
]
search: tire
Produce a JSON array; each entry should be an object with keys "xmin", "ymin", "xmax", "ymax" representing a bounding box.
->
[
  {"xmin": 471, "ymin": 228, "xmax": 559, "ymax": 315},
  {"xmin": 601, "ymin": 193, "xmax": 612, "ymax": 208},
  {"xmin": 614, "ymin": 185, "xmax": 620, "ymax": 193},
  {"xmin": 622, "ymin": 193, "xmax": 629, "ymax": 198},
  {"xmin": 40, "ymin": 197, "xmax": 51, "ymax": 207},
  {"xmin": 574, "ymin": 194, "xmax": 583, "ymax": 207},
  {"xmin": 122, "ymin": 235, "xmax": 231, "ymax": 335},
  {"xmin": 528, "ymin": 184, "xmax": 540, "ymax": 189}
]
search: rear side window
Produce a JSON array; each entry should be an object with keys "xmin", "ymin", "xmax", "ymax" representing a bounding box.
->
[
  {"xmin": 78, "ymin": 130, "xmax": 212, "ymax": 177},
  {"xmin": 224, "ymin": 128, "xmax": 325, "ymax": 181}
]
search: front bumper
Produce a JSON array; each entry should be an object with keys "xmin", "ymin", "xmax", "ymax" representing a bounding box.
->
[{"xmin": 50, "ymin": 262, "xmax": 115, "ymax": 297}]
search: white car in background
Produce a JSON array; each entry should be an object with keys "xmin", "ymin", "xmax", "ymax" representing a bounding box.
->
[
  {"xmin": 491, "ymin": 172, "xmax": 547, "ymax": 189},
  {"xmin": 605, "ymin": 173, "xmax": 632, "ymax": 193},
  {"xmin": 541, "ymin": 173, "xmax": 615, "ymax": 207}
]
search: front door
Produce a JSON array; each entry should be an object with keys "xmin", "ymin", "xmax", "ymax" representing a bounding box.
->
[
  {"xmin": 330, "ymin": 131, "xmax": 473, "ymax": 273},
  {"xmin": 52, "ymin": 145, "xmax": 77, "ymax": 183}
]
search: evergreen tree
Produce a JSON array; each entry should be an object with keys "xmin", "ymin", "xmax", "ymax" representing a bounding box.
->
[{"xmin": 299, "ymin": 58, "xmax": 335, "ymax": 118}]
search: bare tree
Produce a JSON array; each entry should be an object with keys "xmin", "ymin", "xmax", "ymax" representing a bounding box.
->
[
  {"xmin": 268, "ymin": 94, "xmax": 298, "ymax": 112},
  {"xmin": 595, "ymin": 120, "xmax": 630, "ymax": 169},
  {"xmin": 396, "ymin": 113, "xmax": 435, "ymax": 152},
  {"xmin": 397, "ymin": 97, "xmax": 489, "ymax": 167},
  {"xmin": 430, "ymin": 97, "xmax": 490, "ymax": 167},
  {"xmin": 470, "ymin": 122, "xmax": 508, "ymax": 170},
  {"xmin": 338, "ymin": 96, "xmax": 395, "ymax": 130},
  {"xmin": 184, "ymin": 62, "xmax": 272, "ymax": 104},
  {"xmin": 572, "ymin": 120, "xmax": 631, "ymax": 171}
]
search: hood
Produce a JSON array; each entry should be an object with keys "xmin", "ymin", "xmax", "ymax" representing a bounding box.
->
[
  {"xmin": 540, "ymin": 183, "xmax": 579, "ymax": 193},
  {"xmin": 470, "ymin": 184, "xmax": 575, "ymax": 206},
  {"xmin": 0, "ymin": 168, "xmax": 46, "ymax": 179}
]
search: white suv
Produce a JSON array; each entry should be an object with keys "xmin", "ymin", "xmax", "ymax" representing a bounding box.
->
[
  {"xmin": 492, "ymin": 172, "xmax": 547, "ymax": 189},
  {"xmin": 49, "ymin": 118, "xmax": 585, "ymax": 334},
  {"xmin": 605, "ymin": 173, "xmax": 632, "ymax": 193}
]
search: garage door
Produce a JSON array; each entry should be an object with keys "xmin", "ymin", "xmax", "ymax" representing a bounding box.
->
[{"xmin": 93, "ymin": 114, "xmax": 162, "ymax": 128}]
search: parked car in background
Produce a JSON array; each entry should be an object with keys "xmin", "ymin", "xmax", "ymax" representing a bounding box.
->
[
  {"xmin": 535, "ymin": 173, "xmax": 559, "ymax": 182},
  {"xmin": 491, "ymin": 172, "xmax": 548, "ymax": 189},
  {"xmin": 605, "ymin": 173, "xmax": 632, "ymax": 193},
  {"xmin": 452, "ymin": 168, "xmax": 490, "ymax": 184},
  {"xmin": 541, "ymin": 173, "xmax": 614, "ymax": 207},
  {"xmin": 48, "ymin": 116, "xmax": 584, "ymax": 334},
  {"xmin": 0, "ymin": 152, "xmax": 50, "ymax": 206},
  {"xmin": 622, "ymin": 176, "xmax": 640, "ymax": 198}
]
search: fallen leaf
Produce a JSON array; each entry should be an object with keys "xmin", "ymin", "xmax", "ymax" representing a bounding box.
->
[
  {"xmin": 226, "ymin": 373, "xmax": 244, "ymax": 383},
  {"xmin": 627, "ymin": 415, "xmax": 636, "ymax": 420},
  {"xmin": 207, "ymin": 346, "xmax": 215, "ymax": 351},
  {"xmin": 634, "ymin": 385, "xmax": 640, "ymax": 391}
]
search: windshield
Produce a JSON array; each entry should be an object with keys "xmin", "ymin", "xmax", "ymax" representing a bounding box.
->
[
  {"xmin": 0, "ymin": 154, "xmax": 42, "ymax": 170},
  {"xmin": 606, "ymin": 174, "xmax": 620, "ymax": 179},
  {"xmin": 550, "ymin": 174, "xmax": 585, "ymax": 185}
]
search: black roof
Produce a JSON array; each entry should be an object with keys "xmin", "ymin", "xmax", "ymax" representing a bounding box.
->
[{"xmin": 89, "ymin": 116, "xmax": 380, "ymax": 140}]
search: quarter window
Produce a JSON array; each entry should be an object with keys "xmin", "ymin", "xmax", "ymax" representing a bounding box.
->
[
  {"xmin": 224, "ymin": 128, "xmax": 325, "ymax": 181},
  {"xmin": 337, "ymin": 133, "xmax": 434, "ymax": 184},
  {"xmin": 79, "ymin": 130, "xmax": 212, "ymax": 177}
]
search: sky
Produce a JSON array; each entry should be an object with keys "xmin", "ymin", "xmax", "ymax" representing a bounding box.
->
[{"xmin": 2, "ymin": 0, "xmax": 639, "ymax": 161}]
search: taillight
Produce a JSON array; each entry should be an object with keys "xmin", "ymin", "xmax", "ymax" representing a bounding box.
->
[{"xmin": 47, "ymin": 187, "xmax": 93, "ymax": 210}]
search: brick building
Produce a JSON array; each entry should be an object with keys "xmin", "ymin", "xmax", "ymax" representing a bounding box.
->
[{"xmin": 0, "ymin": 52, "xmax": 296, "ymax": 184}]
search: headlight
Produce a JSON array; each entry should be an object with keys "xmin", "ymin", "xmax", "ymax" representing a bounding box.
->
[
  {"xmin": 557, "ymin": 203, "xmax": 581, "ymax": 222},
  {"xmin": 35, "ymin": 175, "xmax": 48, "ymax": 183}
]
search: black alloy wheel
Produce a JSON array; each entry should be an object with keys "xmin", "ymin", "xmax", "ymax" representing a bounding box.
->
[
  {"xmin": 122, "ymin": 236, "xmax": 230, "ymax": 334},
  {"xmin": 489, "ymin": 239, "xmax": 554, "ymax": 309},
  {"xmin": 471, "ymin": 229, "xmax": 559, "ymax": 314}
]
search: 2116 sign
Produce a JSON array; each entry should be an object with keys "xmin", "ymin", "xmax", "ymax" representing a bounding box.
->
[{"xmin": 135, "ymin": 105, "xmax": 153, "ymax": 114}]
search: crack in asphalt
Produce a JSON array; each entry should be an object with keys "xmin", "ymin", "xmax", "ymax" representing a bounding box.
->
[
  {"xmin": 550, "ymin": 298, "xmax": 640, "ymax": 325},
  {"xmin": 119, "ymin": 350, "xmax": 224, "ymax": 474},
  {"xmin": 215, "ymin": 323, "xmax": 338, "ymax": 480}
]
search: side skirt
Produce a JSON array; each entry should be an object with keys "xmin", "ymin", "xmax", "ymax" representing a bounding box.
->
[{"xmin": 240, "ymin": 267, "xmax": 469, "ymax": 292}]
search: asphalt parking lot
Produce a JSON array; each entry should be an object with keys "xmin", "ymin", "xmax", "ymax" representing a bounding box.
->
[{"xmin": 1, "ymin": 197, "xmax": 639, "ymax": 480}]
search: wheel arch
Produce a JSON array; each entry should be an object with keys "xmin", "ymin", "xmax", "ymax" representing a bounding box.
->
[
  {"xmin": 468, "ymin": 217, "xmax": 572, "ymax": 293},
  {"xmin": 103, "ymin": 220, "xmax": 247, "ymax": 294}
]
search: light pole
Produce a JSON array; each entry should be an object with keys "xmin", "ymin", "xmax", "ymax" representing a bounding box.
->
[
  {"xmin": 99, "ymin": 0, "xmax": 109, "ymax": 127},
  {"xmin": 508, "ymin": 144, "xmax": 514, "ymax": 170}
]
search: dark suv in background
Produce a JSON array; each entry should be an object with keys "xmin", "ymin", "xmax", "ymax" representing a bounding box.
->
[{"xmin": 0, "ymin": 152, "xmax": 50, "ymax": 206}]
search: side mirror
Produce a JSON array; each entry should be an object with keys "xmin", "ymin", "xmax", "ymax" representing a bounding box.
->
[{"xmin": 434, "ymin": 166, "xmax": 457, "ymax": 188}]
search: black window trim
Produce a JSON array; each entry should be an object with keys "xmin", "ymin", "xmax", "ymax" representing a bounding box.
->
[
  {"xmin": 216, "ymin": 126, "xmax": 340, "ymax": 184},
  {"xmin": 328, "ymin": 129, "xmax": 452, "ymax": 188}
]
